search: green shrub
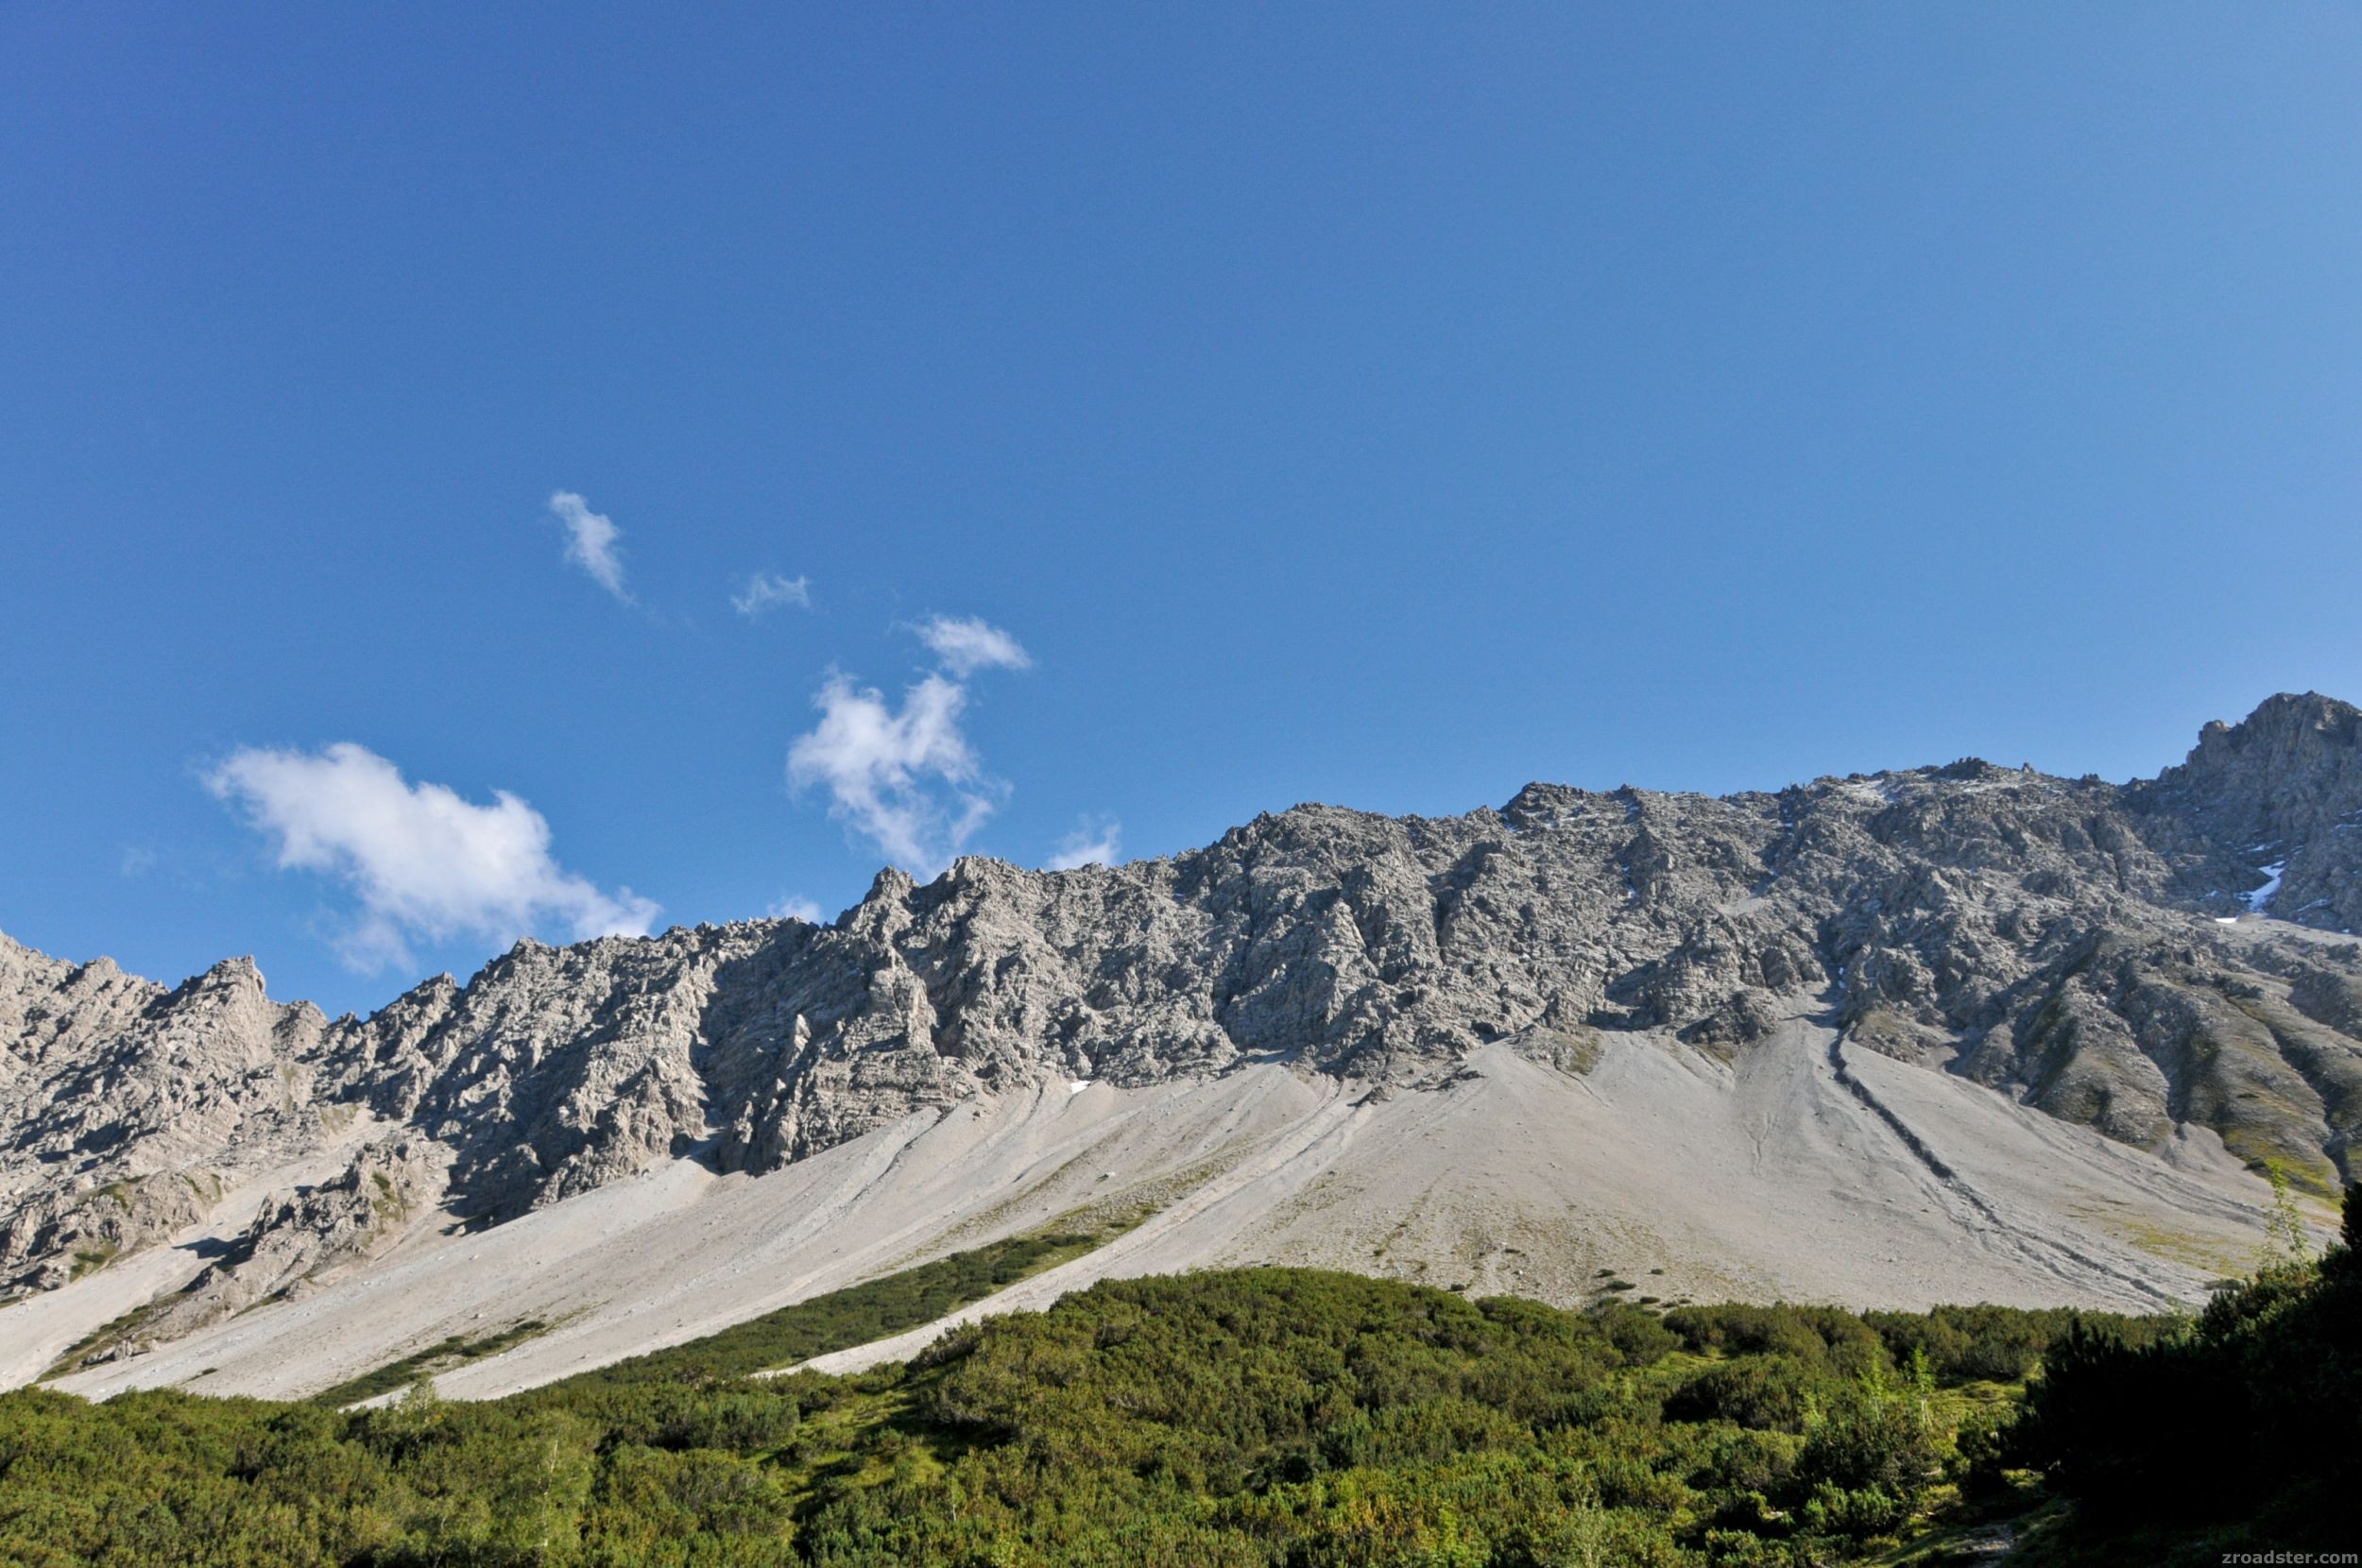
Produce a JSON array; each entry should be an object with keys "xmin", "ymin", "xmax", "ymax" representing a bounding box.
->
[
  {"xmin": 2008, "ymin": 1185, "xmax": 2362, "ymax": 1553},
  {"xmin": 4, "ymin": 1255, "xmax": 2295, "ymax": 1566},
  {"xmin": 1667, "ymin": 1355, "xmax": 1826, "ymax": 1433}
]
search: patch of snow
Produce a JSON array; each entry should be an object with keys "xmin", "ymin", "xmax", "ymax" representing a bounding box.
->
[
  {"xmin": 2242, "ymin": 861, "xmax": 2287, "ymax": 913},
  {"xmin": 1068, "ymin": 1080, "xmax": 1092, "ymax": 1096},
  {"xmin": 2214, "ymin": 916, "xmax": 2240, "ymax": 926}
]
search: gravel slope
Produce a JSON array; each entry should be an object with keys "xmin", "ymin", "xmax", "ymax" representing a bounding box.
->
[{"xmin": 52, "ymin": 1005, "xmax": 2273, "ymax": 1402}]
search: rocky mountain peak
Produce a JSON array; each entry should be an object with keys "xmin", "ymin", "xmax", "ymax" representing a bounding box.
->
[
  {"xmin": 1498, "ymin": 780, "xmax": 1589, "ymax": 829},
  {"xmin": 9, "ymin": 697, "xmax": 2362, "ymax": 1350},
  {"xmin": 2194, "ymin": 690, "xmax": 2360, "ymax": 750},
  {"xmin": 2172, "ymin": 691, "xmax": 2362, "ymax": 802},
  {"xmin": 2139, "ymin": 692, "xmax": 2362, "ymax": 928}
]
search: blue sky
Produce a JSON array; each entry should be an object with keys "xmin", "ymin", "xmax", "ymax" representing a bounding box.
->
[{"xmin": 4, "ymin": 5, "xmax": 2359, "ymax": 1015}]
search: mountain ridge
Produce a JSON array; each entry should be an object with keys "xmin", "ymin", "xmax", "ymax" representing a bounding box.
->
[{"xmin": 6, "ymin": 692, "xmax": 2360, "ymax": 1391}]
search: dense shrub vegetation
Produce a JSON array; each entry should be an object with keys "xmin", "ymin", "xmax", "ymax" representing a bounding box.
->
[
  {"xmin": 1999, "ymin": 1184, "xmax": 2362, "ymax": 1562},
  {"xmin": 0, "ymin": 1191, "xmax": 2353, "ymax": 1564}
]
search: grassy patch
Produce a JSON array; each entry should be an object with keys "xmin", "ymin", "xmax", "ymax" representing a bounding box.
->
[
  {"xmin": 42, "ymin": 1298, "xmax": 169, "ymax": 1379},
  {"xmin": 309, "ymin": 1318, "xmax": 553, "ymax": 1407},
  {"xmin": 2097, "ymin": 1214, "xmax": 2251, "ymax": 1275},
  {"xmin": 546, "ymin": 1226, "xmax": 1112, "ymax": 1394}
]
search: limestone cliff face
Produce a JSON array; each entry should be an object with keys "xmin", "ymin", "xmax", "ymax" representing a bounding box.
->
[{"xmin": 7, "ymin": 693, "xmax": 2362, "ymax": 1321}]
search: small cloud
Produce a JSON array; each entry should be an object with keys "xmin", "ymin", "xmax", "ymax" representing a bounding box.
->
[
  {"xmin": 787, "ymin": 615, "xmax": 1031, "ymax": 874},
  {"xmin": 207, "ymin": 741, "xmax": 656, "ymax": 972},
  {"xmin": 787, "ymin": 672, "xmax": 1001, "ymax": 875},
  {"xmin": 1046, "ymin": 817, "xmax": 1121, "ymax": 871},
  {"xmin": 914, "ymin": 615, "xmax": 1031, "ymax": 676},
  {"xmin": 732, "ymin": 571, "xmax": 812, "ymax": 618},
  {"xmin": 767, "ymin": 894, "xmax": 824, "ymax": 923},
  {"xmin": 549, "ymin": 490, "xmax": 630, "ymax": 602},
  {"xmin": 118, "ymin": 844, "xmax": 158, "ymax": 878}
]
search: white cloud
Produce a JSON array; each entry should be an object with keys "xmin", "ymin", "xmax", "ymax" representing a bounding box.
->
[
  {"xmin": 549, "ymin": 490, "xmax": 630, "ymax": 601},
  {"xmin": 767, "ymin": 894, "xmax": 824, "ymax": 923},
  {"xmin": 1046, "ymin": 817, "xmax": 1121, "ymax": 871},
  {"xmin": 787, "ymin": 673, "xmax": 1000, "ymax": 874},
  {"xmin": 914, "ymin": 615, "xmax": 1031, "ymax": 676},
  {"xmin": 732, "ymin": 571, "xmax": 812, "ymax": 617},
  {"xmin": 207, "ymin": 742, "xmax": 657, "ymax": 972},
  {"xmin": 786, "ymin": 613, "xmax": 1033, "ymax": 874}
]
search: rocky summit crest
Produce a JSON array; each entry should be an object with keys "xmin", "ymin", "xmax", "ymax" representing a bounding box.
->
[{"xmin": 7, "ymin": 694, "xmax": 2362, "ymax": 1371}]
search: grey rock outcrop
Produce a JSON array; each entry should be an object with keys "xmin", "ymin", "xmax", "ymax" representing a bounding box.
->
[{"xmin": 7, "ymin": 692, "xmax": 2362, "ymax": 1324}]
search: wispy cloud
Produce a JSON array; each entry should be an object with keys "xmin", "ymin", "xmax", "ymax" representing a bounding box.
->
[
  {"xmin": 1046, "ymin": 817, "xmax": 1121, "ymax": 870},
  {"xmin": 549, "ymin": 490, "xmax": 630, "ymax": 602},
  {"xmin": 788, "ymin": 673, "xmax": 999, "ymax": 874},
  {"xmin": 766, "ymin": 894, "xmax": 824, "ymax": 923},
  {"xmin": 785, "ymin": 613, "xmax": 1034, "ymax": 875},
  {"xmin": 914, "ymin": 615, "xmax": 1031, "ymax": 676},
  {"xmin": 732, "ymin": 571, "xmax": 812, "ymax": 617},
  {"xmin": 207, "ymin": 741, "xmax": 656, "ymax": 971}
]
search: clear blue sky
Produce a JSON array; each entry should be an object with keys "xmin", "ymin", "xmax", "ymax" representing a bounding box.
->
[{"xmin": 5, "ymin": 4, "xmax": 2359, "ymax": 1014}]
